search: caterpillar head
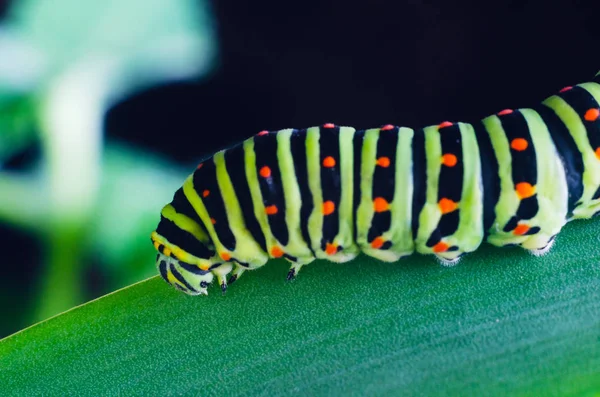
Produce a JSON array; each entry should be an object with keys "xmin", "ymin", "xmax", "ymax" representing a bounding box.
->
[
  {"xmin": 153, "ymin": 249, "xmax": 214, "ymax": 296},
  {"xmin": 151, "ymin": 227, "xmax": 219, "ymax": 295},
  {"xmin": 151, "ymin": 194, "xmax": 223, "ymax": 295}
]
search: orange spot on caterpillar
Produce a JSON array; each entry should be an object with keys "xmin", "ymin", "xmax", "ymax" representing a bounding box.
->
[
  {"xmin": 221, "ymin": 252, "xmax": 231, "ymax": 261},
  {"xmin": 271, "ymin": 246, "xmax": 284, "ymax": 258},
  {"xmin": 559, "ymin": 86, "xmax": 572, "ymax": 93},
  {"xmin": 163, "ymin": 247, "xmax": 172, "ymax": 257},
  {"xmin": 323, "ymin": 201, "xmax": 336, "ymax": 215},
  {"xmin": 200, "ymin": 264, "xmax": 210, "ymax": 271},
  {"xmin": 196, "ymin": 163, "xmax": 204, "ymax": 169},
  {"xmin": 323, "ymin": 123, "xmax": 335, "ymax": 128},
  {"xmin": 371, "ymin": 237, "xmax": 385, "ymax": 249},
  {"xmin": 323, "ymin": 156, "xmax": 336, "ymax": 168},
  {"xmin": 373, "ymin": 197, "xmax": 390, "ymax": 212},
  {"xmin": 376, "ymin": 157, "xmax": 390, "ymax": 167},
  {"xmin": 498, "ymin": 109, "xmax": 513, "ymax": 116},
  {"xmin": 257, "ymin": 130, "xmax": 269, "ymax": 136},
  {"xmin": 202, "ymin": 189, "xmax": 210, "ymax": 198},
  {"xmin": 511, "ymin": 138, "xmax": 528, "ymax": 151},
  {"xmin": 259, "ymin": 166, "xmax": 271, "ymax": 178},
  {"xmin": 153, "ymin": 241, "xmax": 160, "ymax": 251},
  {"xmin": 584, "ymin": 108, "xmax": 600, "ymax": 122},
  {"xmin": 325, "ymin": 243, "xmax": 338, "ymax": 255},
  {"xmin": 595, "ymin": 147, "xmax": 600, "ymax": 160},
  {"xmin": 438, "ymin": 121, "xmax": 453, "ymax": 129},
  {"xmin": 211, "ymin": 218, "xmax": 216, "ymax": 225},
  {"xmin": 441, "ymin": 153, "xmax": 457, "ymax": 167},
  {"xmin": 515, "ymin": 182, "xmax": 536, "ymax": 199},
  {"xmin": 380, "ymin": 124, "xmax": 394, "ymax": 131},
  {"xmin": 433, "ymin": 242, "xmax": 449, "ymax": 253},
  {"xmin": 265, "ymin": 205, "xmax": 278, "ymax": 215},
  {"xmin": 439, "ymin": 198, "xmax": 458, "ymax": 214},
  {"xmin": 513, "ymin": 224, "xmax": 530, "ymax": 235}
]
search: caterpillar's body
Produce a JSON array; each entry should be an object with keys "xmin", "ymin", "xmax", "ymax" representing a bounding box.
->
[{"xmin": 152, "ymin": 71, "xmax": 600, "ymax": 295}]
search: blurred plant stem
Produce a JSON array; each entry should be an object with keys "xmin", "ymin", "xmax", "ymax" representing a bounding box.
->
[
  {"xmin": 34, "ymin": 225, "xmax": 87, "ymax": 321},
  {"xmin": 32, "ymin": 60, "xmax": 113, "ymax": 322}
]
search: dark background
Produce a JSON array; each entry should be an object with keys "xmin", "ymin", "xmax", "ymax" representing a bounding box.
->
[
  {"xmin": 2, "ymin": 0, "xmax": 600, "ymax": 334},
  {"xmin": 107, "ymin": 0, "xmax": 600, "ymax": 163}
]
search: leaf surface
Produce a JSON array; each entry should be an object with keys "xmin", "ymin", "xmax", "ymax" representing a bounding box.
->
[{"xmin": 1, "ymin": 220, "xmax": 599, "ymax": 396}]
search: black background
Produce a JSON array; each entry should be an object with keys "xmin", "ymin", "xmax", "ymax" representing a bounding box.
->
[{"xmin": 107, "ymin": 0, "xmax": 600, "ymax": 163}]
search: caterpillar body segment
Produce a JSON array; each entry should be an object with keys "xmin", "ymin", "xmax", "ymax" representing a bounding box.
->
[
  {"xmin": 152, "ymin": 71, "xmax": 600, "ymax": 295},
  {"xmin": 355, "ymin": 126, "xmax": 415, "ymax": 263}
]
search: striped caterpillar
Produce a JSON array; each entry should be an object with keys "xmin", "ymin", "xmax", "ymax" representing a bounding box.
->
[{"xmin": 151, "ymin": 71, "xmax": 600, "ymax": 296}]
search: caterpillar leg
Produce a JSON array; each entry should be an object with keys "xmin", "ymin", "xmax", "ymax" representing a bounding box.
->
[
  {"xmin": 526, "ymin": 234, "xmax": 557, "ymax": 257},
  {"xmin": 286, "ymin": 263, "xmax": 304, "ymax": 281},
  {"xmin": 212, "ymin": 262, "xmax": 233, "ymax": 295},
  {"xmin": 435, "ymin": 253, "xmax": 464, "ymax": 267},
  {"xmin": 227, "ymin": 265, "xmax": 246, "ymax": 285},
  {"xmin": 216, "ymin": 274, "xmax": 228, "ymax": 294}
]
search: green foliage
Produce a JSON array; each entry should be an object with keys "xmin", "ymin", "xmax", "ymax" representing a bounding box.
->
[
  {"xmin": 0, "ymin": 0, "xmax": 216, "ymax": 335},
  {"xmin": 0, "ymin": 94, "xmax": 38, "ymax": 164},
  {"xmin": 3, "ymin": 0, "xmax": 216, "ymax": 89},
  {"xmin": 1, "ymin": 219, "xmax": 599, "ymax": 395}
]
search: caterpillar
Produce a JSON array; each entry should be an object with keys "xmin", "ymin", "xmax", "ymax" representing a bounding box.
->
[{"xmin": 151, "ymin": 71, "xmax": 600, "ymax": 296}]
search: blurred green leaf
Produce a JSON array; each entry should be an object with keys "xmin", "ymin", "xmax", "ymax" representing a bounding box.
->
[
  {"xmin": 0, "ymin": 140, "xmax": 190, "ymax": 289},
  {"xmin": 90, "ymin": 142, "xmax": 191, "ymax": 287},
  {"xmin": 0, "ymin": 0, "xmax": 215, "ymax": 332},
  {"xmin": 0, "ymin": 94, "xmax": 38, "ymax": 165},
  {"xmin": 2, "ymin": 219, "xmax": 599, "ymax": 395},
  {"xmin": 1, "ymin": 0, "xmax": 216, "ymax": 92},
  {"xmin": 0, "ymin": 172, "xmax": 48, "ymax": 230}
]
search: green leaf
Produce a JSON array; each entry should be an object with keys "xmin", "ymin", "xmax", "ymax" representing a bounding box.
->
[
  {"xmin": 2, "ymin": 0, "xmax": 216, "ymax": 91},
  {"xmin": 1, "ymin": 220, "xmax": 600, "ymax": 395},
  {"xmin": 0, "ymin": 94, "xmax": 39, "ymax": 165}
]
